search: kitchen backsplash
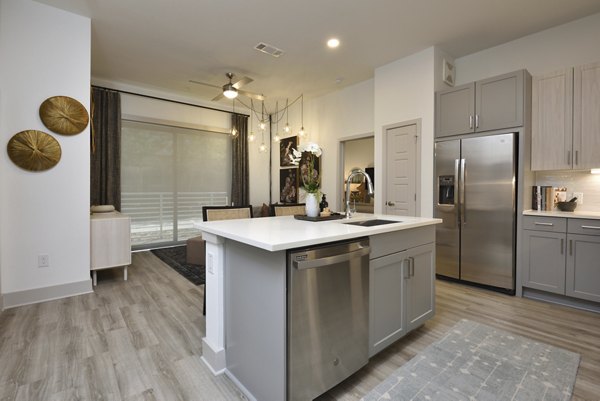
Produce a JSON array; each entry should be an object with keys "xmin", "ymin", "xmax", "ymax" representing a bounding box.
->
[{"xmin": 535, "ymin": 170, "xmax": 600, "ymax": 212}]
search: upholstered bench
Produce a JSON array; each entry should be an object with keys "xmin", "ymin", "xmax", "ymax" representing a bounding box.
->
[{"xmin": 186, "ymin": 235, "xmax": 205, "ymax": 265}]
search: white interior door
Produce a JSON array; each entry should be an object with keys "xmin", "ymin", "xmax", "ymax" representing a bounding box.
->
[{"xmin": 385, "ymin": 123, "xmax": 419, "ymax": 216}]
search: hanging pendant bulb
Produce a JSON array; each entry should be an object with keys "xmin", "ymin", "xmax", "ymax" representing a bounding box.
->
[
  {"xmin": 273, "ymin": 100, "xmax": 280, "ymax": 143},
  {"xmin": 259, "ymin": 142, "xmax": 267, "ymax": 153},
  {"xmin": 248, "ymin": 131, "xmax": 255, "ymax": 141},
  {"xmin": 231, "ymin": 99, "xmax": 238, "ymax": 137},
  {"xmin": 284, "ymin": 99, "xmax": 291, "ymax": 133},
  {"xmin": 299, "ymin": 126, "xmax": 305, "ymax": 137},
  {"xmin": 259, "ymin": 121, "xmax": 266, "ymax": 130},
  {"xmin": 298, "ymin": 94, "xmax": 306, "ymax": 137}
]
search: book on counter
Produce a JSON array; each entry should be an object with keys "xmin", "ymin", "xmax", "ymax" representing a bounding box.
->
[{"xmin": 532, "ymin": 186, "xmax": 567, "ymax": 211}]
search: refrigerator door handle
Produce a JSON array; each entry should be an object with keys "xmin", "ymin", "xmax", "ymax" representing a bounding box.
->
[
  {"xmin": 460, "ymin": 158, "xmax": 466, "ymax": 225},
  {"xmin": 454, "ymin": 159, "xmax": 460, "ymax": 223}
]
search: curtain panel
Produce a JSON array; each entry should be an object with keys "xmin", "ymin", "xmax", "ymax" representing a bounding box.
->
[
  {"xmin": 231, "ymin": 114, "xmax": 249, "ymax": 206},
  {"xmin": 90, "ymin": 87, "xmax": 122, "ymax": 210}
]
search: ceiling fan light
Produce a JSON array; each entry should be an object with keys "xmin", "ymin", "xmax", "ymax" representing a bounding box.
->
[{"xmin": 223, "ymin": 83, "xmax": 238, "ymax": 99}]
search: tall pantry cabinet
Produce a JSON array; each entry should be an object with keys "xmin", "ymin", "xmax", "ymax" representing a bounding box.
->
[{"xmin": 531, "ymin": 62, "xmax": 600, "ymax": 170}]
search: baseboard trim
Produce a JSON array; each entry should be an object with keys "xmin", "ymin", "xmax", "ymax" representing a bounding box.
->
[
  {"xmin": 201, "ymin": 337, "xmax": 226, "ymax": 375},
  {"xmin": 224, "ymin": 369, "xmax": 258, "ymax": 401},
  {"xmin": 2, "ymin": 279, "xmax": 93, "ymax": 309},
  {"xmin": 523, "ymin": 288, "xmax": 600, "ymax": 314}
]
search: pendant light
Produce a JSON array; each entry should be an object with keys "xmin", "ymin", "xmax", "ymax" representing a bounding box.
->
[
  {"xmin": 273, "ymin": 101, "xmax": 280, "ymax": 143},
  {"xmin": 248, "ymin": 100, "xmax": 256, "ymax": 142},
  {"xmin": 284, "ymin": 98, "xmax": 291, "ymax": 133},
  {"xmin": 258, "ymin": 102, "xmax": 268, "ymax": 153},
  {"xmin": 231, "ymin": 99, "xmax": 238, "ymax": 137},
  {"xmin": 298, "ymin": 94, "xmax": 305, "ymax": 137}
]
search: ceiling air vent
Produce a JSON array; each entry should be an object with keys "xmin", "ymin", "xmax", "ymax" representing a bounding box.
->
[{"xmin": 254, "ymin": 42, "xmax": 284, "ymax": 58}]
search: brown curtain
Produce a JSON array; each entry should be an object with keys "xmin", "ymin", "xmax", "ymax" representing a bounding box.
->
[
  {"xmin": 231, "ymin": 114, "xmax": 249, "ymax": 206},
  {"xmin": 90, "ymin": 87, "xmax": 122, "ymax": 210}
]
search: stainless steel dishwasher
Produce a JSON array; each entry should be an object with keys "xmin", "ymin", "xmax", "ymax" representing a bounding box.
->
[{"xmin": 287, "ymin": 237, "xmax": 370, "ymax": 401}]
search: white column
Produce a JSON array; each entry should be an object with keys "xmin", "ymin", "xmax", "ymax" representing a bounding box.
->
[{"xmin": 201, "ymin": 232, "xmax": 227, "ymax": 374}]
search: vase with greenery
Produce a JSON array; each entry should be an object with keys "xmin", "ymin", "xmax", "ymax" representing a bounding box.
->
[{"xmin": 290, "ymin": 142, "xmax": 321, "ymax": 217}]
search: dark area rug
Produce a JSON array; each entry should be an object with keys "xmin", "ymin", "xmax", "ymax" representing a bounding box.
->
[{"xmin": 151, "ymin": 246, "xmax": 205, "ymax": 286}]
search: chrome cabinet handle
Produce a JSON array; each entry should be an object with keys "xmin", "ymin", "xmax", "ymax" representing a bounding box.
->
[
  {"xmin": 561, "ymin": 238, "xmax": 564, "ymax": 255},
  {"xmin": 581, "ymin": 225, "xmax": 600, "ymax": 230},
  {"xmin": 293, "ymin": 247, "xmax": 370, "ymax": 270},
  {"xmin": 469, "ymin": 115, "xmax": 473, "ymax": 129},
  {"xmin": 569, "ymin": 239, "xmax": 573, "ymax": 256},
  {"xmin": 404, "ymin": 259, "xmax": 411, "ymax": 279},
  {"xmin": 409, "ymin": 257, "xmax": 415, "ymax": 277},
  {"xmin": 567, "ymin": 150, "xmax": 571, "ymax": 165},
  {"xmin": 575, "ymin": 150, "xmax": 579, "ymax": 166},
  {"xmin": 386, "ymin": 201, "xmax": 395, "ymax": 206},
  {"xmin": 475, "ymin": 114, "xmax": 479, "ymax": 128},
  {"xmin": 534, "ymin": 222, "xmax": 553, "ymax": 226}
]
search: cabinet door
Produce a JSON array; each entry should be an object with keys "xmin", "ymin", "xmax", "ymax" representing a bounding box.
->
[
  {"xmin": 522, "ymin": 230, "xmax": 566, "ymax": 294},
  {"xmin": 435, "ymin": 83, "xmax": 475, "ymax": 137},
  {"xmin": 369, "ymin": 251, "xmax": 406, "ymax": 357},
  {"xmin": 476, "ymin": 70, "xmax": 524, "ymax": 133},
  {"xmin": 531, "ymin": 68, "xmax": 573, "ymax": 171},
  {"xmin": 573, "ymin": 62, "xmax": 600, "ymax": 169},
  {"xmin": 566, "ymin": 234, "xmax": 600, "ymax": 303},
  {"xmin": 405, "ymin": 243, "xmax": 435, "ymax": 331}
]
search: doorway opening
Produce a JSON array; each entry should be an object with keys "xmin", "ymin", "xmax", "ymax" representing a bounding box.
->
[{"xmin": 340, "ymin": 135, "xmax": 375, "ymax": 214}]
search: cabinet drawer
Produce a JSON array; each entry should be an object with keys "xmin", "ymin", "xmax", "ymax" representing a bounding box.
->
[
  {"xmin": 522, "ymin": 216, "xmax": 566, "ymax": 232},
  {"xmin": 568, "ymin": 218, "xmax": 600, "ymax": 236}
]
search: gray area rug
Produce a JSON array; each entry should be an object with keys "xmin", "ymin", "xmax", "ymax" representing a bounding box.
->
[
  {"xmin": 362, "ymin": 319, "xmax": 580, "ymax": 401},
  {"xmin": 151, "ymin": 246, "xmax": 205, "ymax": 286}
]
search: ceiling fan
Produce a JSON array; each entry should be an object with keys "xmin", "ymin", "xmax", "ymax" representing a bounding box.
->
[{"xmin": 189, "ymin": 72, "xmax": 265, "ymax": 101}]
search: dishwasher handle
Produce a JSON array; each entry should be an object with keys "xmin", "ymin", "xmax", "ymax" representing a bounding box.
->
[{"xmin": 293, "ymin": 246, "xmax": 370, "ymax": 270}]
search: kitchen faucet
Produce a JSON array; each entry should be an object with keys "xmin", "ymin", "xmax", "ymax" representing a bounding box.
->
[{"xmin": 345, "ymin": 169, "xmax": 374, "ymax": 218}]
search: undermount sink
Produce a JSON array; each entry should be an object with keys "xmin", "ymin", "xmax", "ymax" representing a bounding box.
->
[{"xmin": 344, "ymin": 219, "xmax": 400, "ymax": 227}]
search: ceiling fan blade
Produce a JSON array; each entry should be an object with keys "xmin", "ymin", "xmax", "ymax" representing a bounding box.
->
[
  {"xmin": 232, "ymin": 76, "xmax": 253, "ymax": 89},
  {"xmin": 189, "ymin": 79, "xmax": 221, "ymax": 89},
  {"xmin": 211, "ymin": 92, "xmax": 225, "ymax": 101},
  {"xmin": 238, "ymin": 89, "xmax": 265, "ymax": 101}
]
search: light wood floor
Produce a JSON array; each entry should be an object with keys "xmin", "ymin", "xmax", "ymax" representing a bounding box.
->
[{"xmin": 1, "ymin": 252, "xmax": 599, "ymax": 401}]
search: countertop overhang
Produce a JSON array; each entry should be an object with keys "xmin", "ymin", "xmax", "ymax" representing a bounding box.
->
[
  {"xmin": 195, "ymin": 214, "xmax": 442, "ymax": 252},
  {"xmin": 523, "ymin": 209, "xmax": 600, "ymax": 220}
]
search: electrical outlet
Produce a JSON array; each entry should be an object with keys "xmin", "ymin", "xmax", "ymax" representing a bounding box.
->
[
  {"xmin": 38, "ymin": 254, "xmax": 49, "ymax": 268},
  {"xmin": 574, "ymin": 192, "xmax": 583, "ymax": 205},
  {"xmin": 207, "ymin": 253, "xmax": 214, "ymax": 274}
]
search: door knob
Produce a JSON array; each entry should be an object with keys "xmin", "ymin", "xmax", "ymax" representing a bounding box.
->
[{"xmin": 386, "ymin": 201, "xmax": 395, "ymax": 206}]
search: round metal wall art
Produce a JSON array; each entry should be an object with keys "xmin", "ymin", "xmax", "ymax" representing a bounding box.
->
[
  {"xmin": 6, "ymin": 130, "xmax": 62, "ymax": 172},
  {"xmin": 39, "ymin": 95, "xmax": 89, "ymax": 135}
]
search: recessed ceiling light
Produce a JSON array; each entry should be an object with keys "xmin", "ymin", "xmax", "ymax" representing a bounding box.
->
[{"xmin": 327, "ymin": 38, "xmax": 340, "ymax": 48}]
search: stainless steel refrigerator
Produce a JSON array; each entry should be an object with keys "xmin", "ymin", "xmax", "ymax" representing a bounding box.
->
[{"xmin": 434, "ymin": 132, "xmax": 517, "ymax": 292}]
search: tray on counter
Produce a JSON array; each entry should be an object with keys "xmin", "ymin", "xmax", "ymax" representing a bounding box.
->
[{"xmin": 294, "ymin": 213, "xmax": 345, "ymax": 222}]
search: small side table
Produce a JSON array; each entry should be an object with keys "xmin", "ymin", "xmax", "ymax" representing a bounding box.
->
[{"xmin": 90, "ymin": 211, "xmax": 131, "ymax": 285}]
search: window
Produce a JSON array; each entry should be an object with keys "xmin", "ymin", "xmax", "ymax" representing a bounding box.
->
[{"xmin": 121, "ymin": 120, "xmax": 232, "ymax": 249}]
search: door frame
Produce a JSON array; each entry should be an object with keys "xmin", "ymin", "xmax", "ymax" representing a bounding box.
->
[
  {"xmin": 382, "ymin": 119, "xmax": 422, "ymax": 216},
  {"xmin": 337, "ymin": 132, "xmax": 375, "ymax": 212}
]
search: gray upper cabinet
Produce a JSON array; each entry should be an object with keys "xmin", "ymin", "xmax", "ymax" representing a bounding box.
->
[
  {"xmin": 436, "ymin": 83, "xmax": 475, "ymax": 137},
  {"xmin": 436, "ymin": 70, "xmax": 526, "ymax": 138},
  {"xmin": 531, "ymin": 68, "xmax": 574, "ymax": 171},
  {"xmin": 573, "ymin": 62, "xmax": 600, "ymax": 170},
  {"xmin": 532, "ymin": 61, "xmax": 600, "ymax": 171}
]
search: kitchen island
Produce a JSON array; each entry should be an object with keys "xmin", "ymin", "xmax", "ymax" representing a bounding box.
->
[{"xmin": 196, "ymin": 213, "xmax": 441, "ymax": 401}]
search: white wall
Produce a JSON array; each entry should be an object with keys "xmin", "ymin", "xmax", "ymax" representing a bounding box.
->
[
  {"xmin": 455, "ymin": 12, "xmax": 600, "ymax": 83},
  {"xmin": 0, "ymin": 0, "xmax": 91, "ymax": 302},
  {"xmin": 374, "ymin": 47, "xmax": 437, "ymax": 217},
  {"xmin": 298, "ymin": 79, "xmax": 375, "ymax": 210}
]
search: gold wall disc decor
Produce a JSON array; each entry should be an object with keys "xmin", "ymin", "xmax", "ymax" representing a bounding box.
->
[
  {"xmin": 39, "ymin": 95, "xmax": 89, "ymax": 135},
  {"xmin": 7, "ymin": 130, "xmax": 62, "ymax": 172}
]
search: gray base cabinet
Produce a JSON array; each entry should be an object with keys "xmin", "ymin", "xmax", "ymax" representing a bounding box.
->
[
  {"xmin": 436, "ymin": 70, "xmax": 527, "ymax": 138},
  {"xmin": 369, "ymin": 227, "xmax": 435, "ymax": 357},
  {"xmin": 522, "ymin": 216, "xmax": 600, "ymax": 305}
]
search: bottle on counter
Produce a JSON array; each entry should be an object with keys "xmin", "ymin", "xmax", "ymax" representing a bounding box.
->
[{"xmin": 319, "ymin": 194, "xmax": 329, "ymax": 212}]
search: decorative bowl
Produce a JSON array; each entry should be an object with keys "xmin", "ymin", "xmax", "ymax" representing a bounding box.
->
[{"xmin": 556, "ymin": 201, "xmax": 577, "ymax": 212}]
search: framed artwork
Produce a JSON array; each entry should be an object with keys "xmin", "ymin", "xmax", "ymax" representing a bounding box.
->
[
  {"xmin": 299, "ymin": 151, "xmax": 320, "ymax": 189},
  {"xmin": 280, "ymin": 136, "xmax": 298, "ymax": 167},
  {"xmin": 280, "ymin": 168, "xmax": 298, "ymax": 203}
]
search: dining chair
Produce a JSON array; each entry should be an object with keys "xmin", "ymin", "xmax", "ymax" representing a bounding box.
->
[
  {"xmin": 270, "ymin": 203, "xmax": 306, "ymax": 217},
  {"xmin": 198, "ymin": 205, "xmax": 253, "ymax": 315}
]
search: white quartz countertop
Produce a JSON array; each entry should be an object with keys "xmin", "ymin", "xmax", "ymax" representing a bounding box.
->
[
  {"xmin": 195, "ymin": 214, "xmax": 442, "ymax": 251},
  {"xmin": 523, "ymin": 210, "xmax": 600, "ymax": 220}
]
